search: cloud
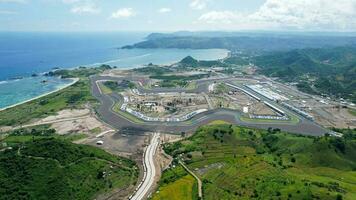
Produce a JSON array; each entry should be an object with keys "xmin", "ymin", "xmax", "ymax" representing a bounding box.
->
[
  {"xmin": 110, "ymin": 8, "xmax": 136, "ymax": 19},
  {"xmin": 198, "ymin": 0, "xmax": 356, "ymax": 30},
  {"xmin": 250, "ymin": 0, "xmax": 356, "ymax": 30},
  {"xmin": 71, "ymin": 3, "xmax": 100, "ymax": 14},
  {"xmin": 190, "ymin": 0, "xmax": 207, "ymax": 10},
  {"xmin": 0, "ymin": 0, "xmax": 26, "ymax": 3},
  {"xmin": 198, "ymin": 11, "xmax": 239, "ymax": 24},
  {"xmin": 158, "ymin": 7, "xmax": 171, "ymax": 13}
]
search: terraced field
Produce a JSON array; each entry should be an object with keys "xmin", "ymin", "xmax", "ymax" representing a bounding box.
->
[
  {"xmin": 159, "ymin": 125, "xmax": 356, "ymax": 200},
  {"xmin": 151, "ymin": 166, "xmax": 199, "ymax": 200}
]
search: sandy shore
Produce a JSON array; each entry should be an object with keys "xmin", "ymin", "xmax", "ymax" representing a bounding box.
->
[{"xmin": 0, "ymin": 78, "xmax": 79, "ymax": 112}]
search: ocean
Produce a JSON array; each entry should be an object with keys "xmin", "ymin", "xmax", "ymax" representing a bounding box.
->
[{"xmin": 0, "ymin": 32, "xmax": 228, "ymax": 109}]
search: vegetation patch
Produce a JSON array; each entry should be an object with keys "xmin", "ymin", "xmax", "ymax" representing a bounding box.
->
[
  {"xmin": 161, "ymin": 125, "xmax": 356, "ymax": 200},
  {"xmin": 152, "ymin": 166, "xmax": 198, "ymax": 200},
  {"xmin": 133, "ymin": 65, "xmax": 173, "ymax": 76},
  {"xmin": 102, "ymin": 80, "xmax": 136, "ymax": 92},
  {"xmin": 207, "ymin": 120, "xmax": 230, "ymax": 125},
  {"xmin": 0, "ymin": 66, "xmax": 109, "ymax": 127},
  {"xmin": 240, "ymin": 114, "xmax": 299, "ymax": 124},
  {"xmin": 99, "ymin": 82, "xmax": 114, "ymax": 94},
  {"xmin": 185, "ymin": 81, "xmax": 197, "ymax": 90},
  {"xmin": 348, "ymin": 109, "xmax": 356, "ymax": 117},
  {"xmin": 149, "ymin": 74, "xmax": 208, "ymax": 88},
  {"xmin": 253, "ymin": 47, "xmax": 356, "ymax": 103},
  {"xmin": 112, "ymin": 103, "xmax": 144, "ymax": 124},
  {"xmin": 0, "ymin": 134, "xmax": 138, "ymax": 200}
]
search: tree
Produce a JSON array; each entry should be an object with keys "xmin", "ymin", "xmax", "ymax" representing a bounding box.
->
[
  {"xmin": 336, "ymin": 194, "xmax": 343, "ymax": 200},
  {"xmin": 291, "ymin": 157, "xmax": 296, "ymax": 163}
]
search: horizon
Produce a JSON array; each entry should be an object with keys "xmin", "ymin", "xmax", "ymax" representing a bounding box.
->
[{"xmin": 2, "ymin": 30, "xmax": 356, "ymax": 37}]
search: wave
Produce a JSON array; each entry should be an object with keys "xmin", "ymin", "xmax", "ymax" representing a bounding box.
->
[
  {"xmin": 87, "ymin": 53, "xmax": 152, "ymax": 67},
  {"xmin": 0, "ymin": 79, "xmax": 20, "ymax": 84}
]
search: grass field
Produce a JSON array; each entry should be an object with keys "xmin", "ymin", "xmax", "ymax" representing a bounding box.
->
[
  {"xmin": 214, "ymin": 83, "xmax": 229, "ymax": 94},
  {"xmin": 185, "ymin": 81, "xmax": 197, "ymax": 90},
  {"xmin": 240, "ymin": 113, "xmax": 300, "ymax": 125},
  {"xmin": 0, "ymin": 67, "xmax": 108, "ymax": 127},
  {"xmin": 161, "ymin": 124, "xmax": 356, "ymax": 200},
  {"xmin": 112, "ymin": 103, "xmax": 144, "ymax": 124},
  {"xmin": 3, "ymin": 133, "xmax": 87, "ymax": 144},
  {"xmin": 0, "ymin": 137, "xmax": 138, "ymax": 200},
  {"xmin": 99, "ymin": 82, "xmax": 113, "ymax": 94},
  {"xmin": 348, "ymin": 108, "xmax": 356, "ymax": 117},
  {"xmin": 1, "ymin": 125, "xmax": 85, "ymax": 148},
  {"xmin": 151, "ymin": 165, "xmax": 198, "ymax": 200},
  {"xmin": 207, "ymin": 120, "xmax": 230, "ymax": 125}
]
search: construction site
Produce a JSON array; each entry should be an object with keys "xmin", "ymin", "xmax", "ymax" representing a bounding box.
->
[
  {"xmin": 97, "ymin": 70, "xmax": 355, "ymax": 128},
  {"xmin": 122, "ymin": 90, "xmax": 209, "ymax": 121},
  {"xmin": 241, "ymin": 79, "xmax": 356, "ymax": 128}
]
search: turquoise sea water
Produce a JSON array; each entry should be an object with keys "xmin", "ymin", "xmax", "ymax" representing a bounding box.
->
[
  {"xmin": 0, "ymin": 32, "xmax": 228, "ymax": 109},
  {"xmin": 0, "ymin": 76, "xmax": 73, "ymax": 109}
]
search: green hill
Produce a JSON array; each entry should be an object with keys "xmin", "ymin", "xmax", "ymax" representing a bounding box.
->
[
  {"xmin": 177, "ymin": 56, "xmax": 226, "ymax": 68},
  {"xmin": 122, "ymin": 35, "xmax": 356, "ymax": 52},
  {"xmin": 154, "ymin": 125, "xmax": 356, "ymax": 200},
  {"xmin": 253, "ymin": 47, "xmax": 356, "ymax": 102},
  {"xmin": 180, "ymin": 56, "xmax": 199, "ymax": 67},
  {"xmin": 0, "ymin": 137, "xmax": 138, "ymax": 200}
]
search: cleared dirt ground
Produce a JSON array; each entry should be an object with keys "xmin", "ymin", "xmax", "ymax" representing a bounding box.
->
[{"xmin": 312, "ymin": 106, "xmax": 356, "ymax": 128}]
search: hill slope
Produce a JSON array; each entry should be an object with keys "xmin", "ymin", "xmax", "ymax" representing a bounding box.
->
[
  {"xmin": 253, "ymin": 47, "xmax": 356, "ymax": 102},
  {"xmin": 154, "ymin": 125, "xmax": 356, "ymax": 200},
  {"xmin": 0, "ymin": 137, "xmax": 138, "ymax": 200},
  {"xmin": 122, "ymin": 35, "xmax": 356, "ymax": 52}
]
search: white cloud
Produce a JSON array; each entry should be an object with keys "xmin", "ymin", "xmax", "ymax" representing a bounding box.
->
[
  {"xmin": 110, "ymin": 8, "xmax": 136, "ymax": 19},
  {"xmin": 0, "ymin": 0, "xmax": 26, "ymax": 3},
  {"xmin": 199, "ymin": 11, "xmax": 240, "ymax": 24},
  {"xmin": 71, "ymin": 3, "xmax": 100, "ymax": 14},
  {"xmin": 158, "ymin": 7, "xmax": 171, "ymax": 13},
  {"xmin": 250, "ymin": 0, "xmax": 356, "ymax": 30},
  {"xmin": 198, "ymin": 0, "xmax": 356, "ymax": 30},
  {"xmin": 190, "ymin": 0, "xmax": 207, "ymax": 10}
]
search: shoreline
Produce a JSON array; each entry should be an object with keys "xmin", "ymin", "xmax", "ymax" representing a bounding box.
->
[
  {"xmin": 0, "ymin": 78, "xmax": 79, "ymax": 112},
  {"xmin": 0, "ymin": 48, "xmax": 229, "ymax": 82},
  {"xmin": 0, "ymin": 48, "xmax": 229, "ymax": 112},
  {"xmin": 89, "ymin": 48, "xmax": 230, "ymax": 70}
]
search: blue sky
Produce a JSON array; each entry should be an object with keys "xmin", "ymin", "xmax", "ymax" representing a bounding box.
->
[{"xmin": 1, "ymin": 0, "xmax": 356, "ymax": 32}]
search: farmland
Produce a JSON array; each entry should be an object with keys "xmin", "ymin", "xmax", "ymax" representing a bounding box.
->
[{"xmin": 159, "ymin": 125, "xmax": 356, "ymax": 200}]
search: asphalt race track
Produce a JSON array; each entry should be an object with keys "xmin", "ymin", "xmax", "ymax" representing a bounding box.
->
[{"xmin": 90, "ymin": 75, "xmax": 329, "ymax": 136}]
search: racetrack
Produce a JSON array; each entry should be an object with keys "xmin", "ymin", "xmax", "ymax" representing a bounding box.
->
[{"xmin": 90, "ymin": 75, "xmax": 328, "ymax": 136}]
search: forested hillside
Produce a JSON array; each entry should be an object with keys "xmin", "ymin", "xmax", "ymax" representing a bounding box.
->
[{"xmin": 253, "ymin": 47, "xmax": 356, "ymax": 102}]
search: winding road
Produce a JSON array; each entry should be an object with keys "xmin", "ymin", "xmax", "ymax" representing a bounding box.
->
[
  {"xmin": 90, "ymin": 75, "xmax": 328, "ymax": 136},
  {"xmin": 130, "ymin": 133, "xmax": 160, "ymax": 200}
]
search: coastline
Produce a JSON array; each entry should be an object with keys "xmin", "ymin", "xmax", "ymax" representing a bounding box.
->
[
  {"xmin": 128, "ymin": 48, "xmax": 231, "ymax": 69},
  {"xmin": 88, "ymin": 48, "xmax": 230, "ymax": 70},
  {"xmin": 0, "ymin": 78, "xmax": 79, "ymax": 112},
  {"xmin": 0, "ymin": 48, "xmax": 229, "ymax": 112}
]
